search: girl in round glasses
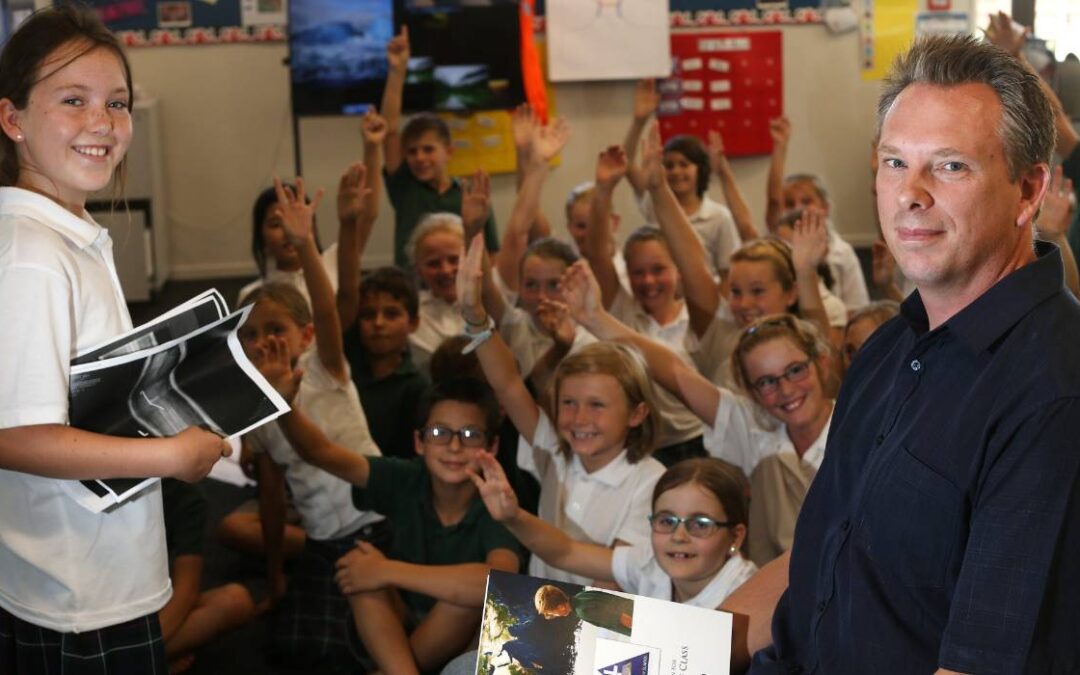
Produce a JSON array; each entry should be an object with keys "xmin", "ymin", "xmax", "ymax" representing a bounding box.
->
[
  {"xmin": 470, "ymin": 454, "xmax": 757, "ymax": 606},
  {"xmin": 563, "ymin": 262, "xmax": 833, "ymax": 566}
]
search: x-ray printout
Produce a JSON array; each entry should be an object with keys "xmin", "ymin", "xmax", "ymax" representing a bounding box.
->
[
  {"xmin": 547, "ymin": 0, "xmax": 671, "ymax": 82},
  {"xmin": 65, "ymin": 299, "xmax": 289, "ymax": 513}
]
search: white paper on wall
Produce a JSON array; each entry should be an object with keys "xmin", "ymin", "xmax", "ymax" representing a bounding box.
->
[{"xmin": 547, "ymin": 0, "xmax": 671, "ymax": 82}]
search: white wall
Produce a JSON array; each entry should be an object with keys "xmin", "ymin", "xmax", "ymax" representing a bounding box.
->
[{"xmin": 123, "ymin": 24, "xmax": 883, "ymax": 281}]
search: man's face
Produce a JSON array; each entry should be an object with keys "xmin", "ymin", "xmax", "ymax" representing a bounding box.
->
[{"xmin": 875, "ymin": 82, "xmax": 1042, "ymax": 301}]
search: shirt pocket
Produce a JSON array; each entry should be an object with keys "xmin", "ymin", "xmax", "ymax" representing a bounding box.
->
[{"xmin": 854, "ymin": 446, "xmax": 964, "ymax": 589}]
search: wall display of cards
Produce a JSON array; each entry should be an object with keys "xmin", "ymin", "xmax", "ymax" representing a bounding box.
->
[
  {"xmin": 81, "ymin": 0, "xmax": 287, "ymax": 46},
  {"xmin": 658, "ymin": 30, "xmax": 782, "ymax": 157}
]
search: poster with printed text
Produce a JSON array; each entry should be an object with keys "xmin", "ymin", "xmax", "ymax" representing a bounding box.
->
[
  {"xmin": 546, "ymin": 0, "xmax": 671, "ymax": 82},
  {"xmin": 658, "ymin": 30, "xmax": 782, "ymax": 157}
]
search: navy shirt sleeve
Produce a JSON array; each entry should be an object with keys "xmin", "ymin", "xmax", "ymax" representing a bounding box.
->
[{"xmin": 940, "ymin": 397, "xmax": 1080, "ymax": 673}]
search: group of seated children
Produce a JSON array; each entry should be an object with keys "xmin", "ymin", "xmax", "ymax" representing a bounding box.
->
[{"xmin": 164, "ymin": 23, "xmax": 1080, "ymax": 675}]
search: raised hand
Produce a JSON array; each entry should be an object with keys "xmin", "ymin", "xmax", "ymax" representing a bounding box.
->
[
  {"xmin": 170, "ymin": 426, "xmax": 231, "ymax": 483},
  {"xmin": 273, "ymin": 176, "xmax": 324, "ymax": 246},
  {"xmin": 632, "ymin": 78, "xmax": 660, "ymax": 122},
  {"xmin": 561, "ymin": 260, "xmax": 603, "ymax": 325},
  {"xmin": 769, "ymin": 116, "xmax": 791, "ymax": 151},
  {"xmin": 536, "ymin": 298, "xmax": 576, "ymax": 348},
  {"xmin": 253, "ymin": 335, "xmax": 303, "ymax": 404},
  {"xmin": 512, "ymin": 103, "xmax": 539, "ymax": 156},
  {"xmin": 386, "ymin": 25, "xmax": 410, "ymax": 72},
  {"xmin": 461, "ymin": 170, "xmax": 492, "ymax": 239},
  {"xmin": 360, "ymin": 107, "xmax": 388, "ymax": 146},
  {"xmin": 467, "ymin": 451, "xmax": 520, "ymax": 523},
  {"xmin": 456, "ymin": 233, "xmax": 487, "ymax": 326},
  {"xmin": 1037, "ymin": 165, "xmax": 1077, "ymax": 239},
  {"xmin": 531, "ymin": 117, "xmax": 571, "ymax": 164},
  {"xmin": 707, "ymin": 129, "xmax": 727, "ymax": 174},
  {"xmin": 334, "ymin": 541, "xmax": 387, "ymax": 595},
  {"xmin": 639, "ymin": 120, "xmax": 666, "ymax": 191},
  {"xmin": 791, "ymin": 206, "xmax": 829, "ymax": 273},
  {"xmin": 595, "ymin": 145, "xmax": 628, "ymax": 190},
  {"xmin": 336, "ymin": 162, "xmax": 371, "ymax": 226},
  {"xmin": 985, "ymin": 11, "xmax": 1027, "ymax": 58}
]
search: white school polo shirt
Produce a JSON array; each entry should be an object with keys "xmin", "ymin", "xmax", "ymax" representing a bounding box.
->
[
  {"xmin": 408, "ymin": 289, "xmax": 463, "ymax": 373},
  {"xmin": 611, "ymin": 544, "xmax": 758, "ymax": 608},
  {"xmin": 519, "ymin": 411, "xmax": 664, "ymax": 585},
  {"xmin": 0, "ymin": 187, "xmax": 170, "ymax": 632},
  {"xmin": 825, "ymin": 225, "xmax": 869, "ymax": 311},
  {"xmin": 703, "ymin": 391, "xmax": 831, "ymax": 478},
  {"xmin": 638, "ymin": 192, "xmax": 740, "ymax": 280},
  {"xmin": 246, "ymin": 350, "xmax": 383, "ymax": 541},
  {"xmin": 608, "ymin": 288, "xmax": 703, "ymax": 448},
  {"xmin": 498, "ymin": 305, "xmax": 596, "ymax": 377}
]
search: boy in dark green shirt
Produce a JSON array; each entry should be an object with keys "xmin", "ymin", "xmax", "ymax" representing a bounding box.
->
[{"xmin": 257, "ymin": 362, "xmax": 521, "ymax": 674}]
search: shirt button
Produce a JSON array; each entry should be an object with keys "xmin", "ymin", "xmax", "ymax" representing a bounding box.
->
[
  {"xmin": 910, "ymin": 359, "xmax": 922, "ymax": 372},
  {"xmin": 817, "ymin": 601, "xmax": 826, "ymax": 612},
  {"xmin": 875, "ymin": 434, "xmax": 885, "ymax": 445},
  {"xmin": 840, "ymin": 519, "xmax": 850, "ymax": 532}
]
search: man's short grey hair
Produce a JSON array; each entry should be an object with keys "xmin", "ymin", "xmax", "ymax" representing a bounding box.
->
[
  {"xmin": 876, "ymin": 34, "xmax": 1056, "ymax": 181},
  {"xmin": 406, "ymin": 212, "xmax": 464, "ymax": 266}
]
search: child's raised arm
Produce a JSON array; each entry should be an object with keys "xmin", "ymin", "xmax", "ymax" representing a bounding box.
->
[
  {"xmin": 275, "ymin": 177, "xmax": 350, "ymax": 384},
  {"xmin": 469, "ymin": 452, "xmax": 615, "ymax": 582},
  {"xmin": 380, "ymin": 26, "xmax": 409, "ymax": 174},
  {"xmin": 337, "ymin": 109, "xmax": 384, "ymax": 328},
  {"xmin": 707, "ymin": 129, "xmax": 758, "ymax": 242},
  {"xmin": 585, "ymin": 145, "xmax": 628, "ymax": 310},
  {"xmin": 623, "ymin": 78, "xmax": 659, "ymax": 195},
  {"xmin": 765, "ymin": 117, "xmax": 791, "ymax": 233},
  {"xmin": 790, "ymin": 207, "xmax": 836, "ymax": 345},
  {"xmin": 510, "ymin": 104, "xmax": 554, "ymax": 241},
  {"xmin": 458, "ymin": 234, "xmax": 542, "ymax": 443},
  {"xmin": 254, "ymin": 335, "xmax": 373, "ymax": 488},
  {"xmin": 495, "ymin": 115, "xmax": 570, "ymax": 297},
  {"xmin": 638, "ymin": 121, "xmax": 720, "ymax": 337},
  {"xmin": 563, "ymin": 262, "xmax": 723, "ymax": 427}
]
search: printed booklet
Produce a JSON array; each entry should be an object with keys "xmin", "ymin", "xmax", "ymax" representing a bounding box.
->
[
  {"xmin": 65, "ymin": 289, "xmax": 289, "ymax": 512},
  {"xmin": 476, "ymin": 570, "xmax": 733, "ymax": 675}
]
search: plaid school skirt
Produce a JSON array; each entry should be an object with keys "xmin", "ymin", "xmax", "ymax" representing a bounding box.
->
[
  {"xmin": 270, "ymin": 518, "xmax": 393, "ymax": 671},
  {"xmin": 0, "ymin": 608, "xmax": 167, "ymax": 675}
]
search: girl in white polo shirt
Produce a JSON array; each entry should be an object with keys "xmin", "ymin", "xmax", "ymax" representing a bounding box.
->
[
  {"xmin": 471, "ymin": 453, "xmax": 757, "ymax": 607},
  {"xmin": 0, "ymin": 7, "xmax": 225, "ymax": 673}
]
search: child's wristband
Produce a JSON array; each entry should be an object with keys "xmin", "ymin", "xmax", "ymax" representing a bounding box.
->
[{"xmin": 461, "ymin": 316, "xmax": 495, "ymax": 354}]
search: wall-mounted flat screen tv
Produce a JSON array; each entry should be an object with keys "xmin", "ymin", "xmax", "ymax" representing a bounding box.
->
[{"xmin": 289, "ymin": 0, "xmax": 524, "ymax": 117}]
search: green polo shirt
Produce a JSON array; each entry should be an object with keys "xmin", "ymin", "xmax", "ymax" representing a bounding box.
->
[
  {"xmin": 343, "ymin": 325, "xmax": 430, "ymax": 459},
  {"xmin": 572, "ymin": 590, "xmax": 634, "ymax": 637},
  {"xmin": 352, "ymin": 457, "xmax": 521, "ymax": 614},
  {"xmin": 384, "ymin": 165, "xmax": 499, "ymax": 268}
]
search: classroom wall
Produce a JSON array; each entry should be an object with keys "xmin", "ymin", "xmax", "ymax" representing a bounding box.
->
[{"xmin": 122, "ymin": 24, "xmax": 883, "ymax": 281}]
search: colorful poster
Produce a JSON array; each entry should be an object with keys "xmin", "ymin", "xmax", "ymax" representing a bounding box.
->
[
  {"xmin": 546, "ymin": 0, "xmax": 671, "ymax": 82},
  {"xmin": 476, "ymin": 571, "xmax": 733, "ymax": 674},
  {"xmin": 657, "ymin": 30, "xmax": 782, "ymax": 157},
  {"xmin": 860, "ymin": 0, "xmax": 918, "ymax": 80}
]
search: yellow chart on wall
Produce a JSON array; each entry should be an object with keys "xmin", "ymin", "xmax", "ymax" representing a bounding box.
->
[
  {"xmin": 860, "ymin": 0, "xmax": 918, "ymax": 80},
  {"xmin": 441, "ymin": 37, "xmax": 558, "ymax": 178}
]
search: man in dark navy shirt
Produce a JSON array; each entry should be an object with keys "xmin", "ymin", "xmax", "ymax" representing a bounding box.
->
[{"xmin": 723, "ymin": 35, "xmax": 1080, "ymax": 674}]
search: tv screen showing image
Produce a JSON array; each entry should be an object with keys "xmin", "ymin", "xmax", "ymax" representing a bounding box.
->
[
  {"xmin": 288, "ymin": 0, "xmax": 524, "ymax": 117},
  {"xmin": 289, "ymin": 0, "xmax": 394, "ymax": 117}
]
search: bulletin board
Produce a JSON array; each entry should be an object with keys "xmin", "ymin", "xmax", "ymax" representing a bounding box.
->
[
  {"xmin": 531, "ymin": 0, "xmax": 823, "ymax": 29},
  {"xmin": 657, "ymin": 30, "xmax": 782, "ymax": 157},
  {"xmin": 82, "ymin": 0, "xmax": 286, "ymax": 46}
]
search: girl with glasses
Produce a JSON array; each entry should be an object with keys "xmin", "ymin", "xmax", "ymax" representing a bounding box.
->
[
  {"xmin": 563, "ymin": 262, "xmax": 834, "ymax": 566},
  {"xmin": 470, "ymin": 454, "xmax": 757, "ymax": 607}
]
